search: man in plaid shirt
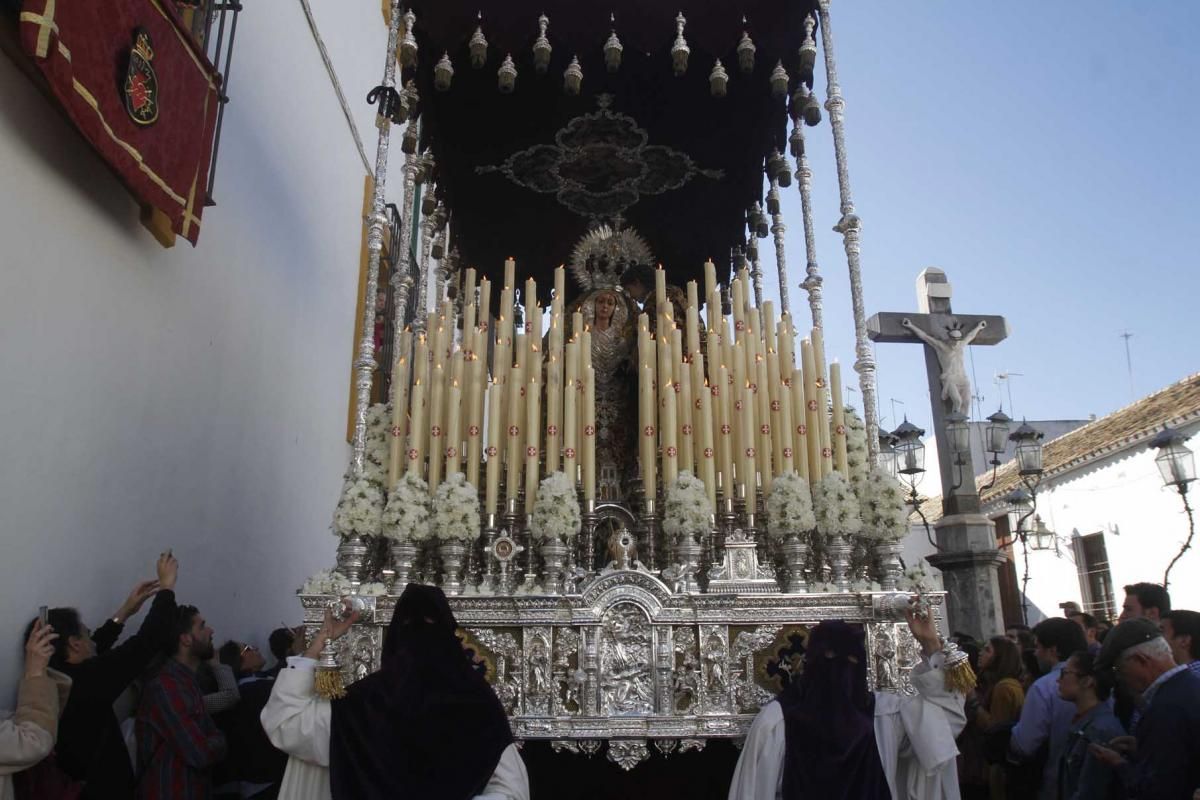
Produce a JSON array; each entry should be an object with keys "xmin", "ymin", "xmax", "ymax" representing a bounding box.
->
[{"xmin": 136, "ymin": 604, "xmax": 227, "ymax": 799}]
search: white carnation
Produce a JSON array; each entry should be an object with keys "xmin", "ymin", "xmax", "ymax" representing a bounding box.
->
[
  {"xmin": 332, "ymin": 477, "xmax": 384, "ymax": 538},
  {"xmin": 858, "ymin": 466, "xmax": 909, "ymax": 542},
  {"xmin": 432, "ymin": 473, "xmax": 480, "ymax": 541},
  {"xmin": 765, "ymin": 471, "xmax": 815, "ymax": 540},
  {"xmin": 661, "ymin": 472, "xmax": 711, "ymax": 538},
  {"xmin": 300, "ymin": 568, "xmax": 352, "ymax": 595},
  {"xmin": 812, "ymin": 471, "xmax": 863, "ymax": 536},
  {"xmin": 382, "ymin": 472, "xmax": 431, "ymax": 541},
  {"xmin": 531, "ymin": 472, "xmax": 581, "ymax": 542}
]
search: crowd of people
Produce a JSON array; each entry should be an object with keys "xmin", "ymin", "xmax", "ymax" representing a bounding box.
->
[
  {"xmin": 955, "ymin": 582, "xmax": 1200, "ymax": 800},
  {"xmin": 3, "ymin": 560, "xmax": 1199, "ymax": 800},
  {"xmin": 0, "ymin": 553, "xmax": 327, "ymax": 800}
]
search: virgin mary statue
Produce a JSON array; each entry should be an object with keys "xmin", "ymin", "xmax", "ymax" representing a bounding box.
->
[{"xmin": 566, "ymin": 225, "xmax": 649, "ymax": 504}]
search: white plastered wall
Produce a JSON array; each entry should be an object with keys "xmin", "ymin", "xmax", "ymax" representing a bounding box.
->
[{"xmin": 0, "ymin": 3, "xmax": 386, "ymax": 691}]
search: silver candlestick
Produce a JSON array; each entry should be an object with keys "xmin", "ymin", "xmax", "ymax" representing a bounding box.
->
[
  {"xmin": 875, "ymin": 539, "xmax": 903, "ymax": 591},
  {"xmin": 336, "ymin": 534, "xmax": 370, "ymax": 590},
  {"xmin": 540, "ymin": 539, "xmax": 567, "ymax": 595},
  {"xmin": 782, "ymin": 533, "xmax": 810, "ymax": 594},
  {"xmin": 522, "ymin": 514, "xmax": 539, "ymax": 589},
  {"xmin": 640, "ymin": 498, "xmax": 659, "ymax": 572},
  {"xmin": 829, "ymin": 533, "xmax": 852, "ymax": 592},
  {"xmin": 438, "ymin": 540, "xmax": 467, "ymax": 596},
  {"xmin": 580, "ymin": 497, "xmax": 597, "ymax": 576},
  {"xmin": 482, "ymin": 513, "xmax": 499, "ymax": 592},
  {"xmin": 389, "ymin": 538, "xmax": 418, "ymax": 590}
]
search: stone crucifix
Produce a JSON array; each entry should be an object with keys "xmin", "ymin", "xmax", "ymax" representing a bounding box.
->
[
  {"xmin": 867, "ymin": 267, "xmax": 1009, "ymax": 517},
  {"xmin": 868, "ymin": 267, "xmax": 1011, "ymax": 641}
]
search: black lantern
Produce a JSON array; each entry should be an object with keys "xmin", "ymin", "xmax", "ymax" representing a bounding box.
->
[
  {"xmin": 877, "ymin": 431, "xmax": 899, "ymax": 478},
  {"xmin": 892, "ymin": 418, "xmax": 926, "ymax": 481},
  {"xmin": 945, "ymin": 411, "xmax": 970, "ymax": 459},
  {"xmin": 1010, "ymin": 421, "xmax": 1045, "ymax": 479},
  {"xmin": 985, "ymin": 408, "xmax": 1012, "ymax": 462},
  {"xmin": 1003, "ymin": 487, "xmax": 1033, "ymax": 535},
  {"xmin": 1030, "ymin": 516, "xmax": 1057, "ymax": 552},
  {"xmin": 1150, "ymin": 426, "xmax": 1196, "ymax": 492}
]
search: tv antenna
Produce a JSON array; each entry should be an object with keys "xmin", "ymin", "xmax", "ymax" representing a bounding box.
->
[
  {"xmin": 1119, "ymin": 331, "xmax": 1134, "ymax": 400},
  {"xmin": 994, "ymin": 372, "xmax": 1023, "ymax": 418}
]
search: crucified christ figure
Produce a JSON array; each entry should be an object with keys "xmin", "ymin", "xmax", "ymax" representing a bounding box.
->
[{"xmin": 901, "ymin": 317, "xmax": 987, "ymax": 415}]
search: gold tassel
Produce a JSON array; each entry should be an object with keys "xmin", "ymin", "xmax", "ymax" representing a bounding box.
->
[
  {"xmin": 940, "ymin": 640, "xmax": 977, "ymax": 694},
  {"xmin": 315, "ymin": 667, "xmax": 347, "ymax": 700}
]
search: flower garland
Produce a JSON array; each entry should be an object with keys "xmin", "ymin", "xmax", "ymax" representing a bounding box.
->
[
  {"xmin": 332, "ymin": 477, "xmax": 384, "ymax": 538},
  {"xmin": 531, "ymin": 472, "xmax": 581, "ymax": 541},
  {"xmin": 381, "ymin": 471, "xmax": 431, "ymax": 541},
  {"xmin": 813, "ymin": 471, "xmax": 863, "ymax": 536},
  {"xmin": 661, "ymin": 471, "xmax": 711, "ymax": 538},
  {"xmin": 844, "ymin": 406, "xmax": 869, "ymax": 487},
  {"xmin": 432, "ymin": 472, "xmax": 480, "ymax": 541},
  {"xmin": 859, "ymin": 466, "xmax": 909, "ymax": 542},
  {"xmin": 765, "ymin": 471, "xmax": 816, "ymax": 540},
  {"xmin": 361, "ymin": 403, "xmax": 392, "ymax": 486},
  {"xmin": 898, "ymin": 559, "xmax": 943, "ymax": 593},
  {"xmin": 300, "ymin": 568, "xmax": 352, "ymax": 595}
]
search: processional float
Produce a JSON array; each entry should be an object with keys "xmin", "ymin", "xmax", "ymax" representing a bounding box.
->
[{"xmin": 301, "ymin": 0, "xmax": 949, "ymax": 769}]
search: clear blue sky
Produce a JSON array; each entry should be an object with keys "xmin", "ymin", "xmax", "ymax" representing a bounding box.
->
[{"xmin": 763, "ymin": 2, "xmax": 1200, "ymax": 437}]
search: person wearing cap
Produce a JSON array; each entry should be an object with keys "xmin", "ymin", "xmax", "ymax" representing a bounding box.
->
[
  {"xmin": 1008, "ymin": 617, "xmax": 1087, "ymax": 800},
  {"xmin": 1089, "ymin": 617, "xmax": 1200, "ymax": 799}
]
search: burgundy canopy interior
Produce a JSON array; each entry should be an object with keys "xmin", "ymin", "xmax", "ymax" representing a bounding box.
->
[{"xmin": 401, "ymin": 0, "xmax": 819, "ymax": 303}]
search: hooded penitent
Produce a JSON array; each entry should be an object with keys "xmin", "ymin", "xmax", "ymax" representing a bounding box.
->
[
  {"xmin": 778, "ymin": 620, "xmax": 891, "ymax": 800},
  {"xmin": 329, "ymin": 584, "xmax": 514, "ymax": 800}
]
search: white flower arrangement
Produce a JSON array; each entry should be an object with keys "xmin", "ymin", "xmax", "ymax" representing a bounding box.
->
[
  {"xmin": 381, "ymin": 472, "xmax": 431, "ymax": 541},
  {"xmin": 531, "ymin": 472, "xmax": 581, "ymax": 542},
  {"xmin": 812, "ymin": 471, "xmax": 863, "ymax": 536},
  {"xmin": 850, "ymin": 578, "xmax": 882, "ymax": 593},
  {"xmin": 858, "ymin": 466, "xmax": 910, "ymax": 542},
  {"xmin": 300, "ymin": 568, "xmax": 352, "ymax": 595},
  {"xmin": 897, "ymin": 559, "xmax": 943, "ymax": 593},
  {"xmin": 765, "ymin": 471, "xmax": 816, "ymax": 540},
  {"xmin": 362, "ymin": 403, "xmax": 392, "ymax": 486},
  {"xmin": 332, "ymin": 477, "xmax": 384, "ymax": 538},
  {"xmin": 358, "ymin": 582, "xmax": 387, "ymax": 596},
  {"xmin": 432, "ymin": 472, "xmax": 481, "ymax": 541},
  {"xmin": 844, "ymin": 407, "xmax": 869, "ymax": 487},
  {"xmin": 661, "ymin": 471, "xmax": 712, "ymax": 539}
]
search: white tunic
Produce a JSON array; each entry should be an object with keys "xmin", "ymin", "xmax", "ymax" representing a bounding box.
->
[
  {"xmin": 261, "ymin": 658, "xmax": 530, "ymax": 800},
  {"xmin": 727, "ymin": 653, "xmax": 966, "ymax": 800}
]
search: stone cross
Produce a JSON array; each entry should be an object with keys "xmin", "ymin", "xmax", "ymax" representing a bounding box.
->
[
  {"xmin": 867, "ymin": 268, "xmax": 1009, "ymax": 516},
  {"xmin": 867, "ymin": 267, "xmax": 1010, "ymax": 641}
]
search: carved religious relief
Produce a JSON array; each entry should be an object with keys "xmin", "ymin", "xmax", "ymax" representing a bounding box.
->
[
  {"xmin": 598, "ymin": 603, "xmax": 654, "ymax": 715},
  {"xmin": 732, "ymin": 626, "xmax": 782, "ymax": 712},
  {"xmin": 465, "ymin": 627, "xmax": 522, "ymax": 715},
  {"xmin": 671, "ymin": 626, "xmax": 701, "ymax": 714},
  {"xmin": 524, "ymin": 628, "xmax": 554, "ymax": 716},
  {"xmin": 699, "ymin": 625, "xmax": 730, "ymax": 713},
  {"xmin": 553, "ymin": 628, "xmax": 584, "ymax": 715}
]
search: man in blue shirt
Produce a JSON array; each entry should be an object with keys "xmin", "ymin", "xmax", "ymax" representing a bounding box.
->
[
  {"xmin": 1091, "ymin": 617, "xmax": 1200, "ymax": 800},
  {"xmin": 1009, "ymin": 617, "xmax": 1088, "ymax": 800}
]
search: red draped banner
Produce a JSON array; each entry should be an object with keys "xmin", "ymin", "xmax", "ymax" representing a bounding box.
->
[{"xmin": 18, "ymin": 0, "xmax": 221, "ymax": 244}]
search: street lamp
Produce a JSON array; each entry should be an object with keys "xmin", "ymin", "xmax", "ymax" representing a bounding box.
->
[
  {"xmin": 877, "ymin": 431, "xmax": 899, "ymax": 479},
  {"xmin": 1002, "ymin": 486, "xmax": 1038, "ymax": 624},
  {"xmin": 945, "ymin": 410, "xmax": 970, "ymax": 491},
  {"xmin": 979, "ymin": 407, "xmax": 1012, "ymax": 491},
  {"xmin": 1030, "ymin": 516, "xmax": 1059, "ymax": 553},
  {"xmin": 1151, "ymin": 426, "xmax": 1196, "ymax": 588},
  {"xmin": 891, "ymin": 419, "xmax": 936, "ymax": 550},
  {"xmin": 892, "ymin": 418, "xmax": 926, "ymax": 490},
  {"xmin": 1010, "ymin": 421, "xmax": 1046, "ymax": 487}
]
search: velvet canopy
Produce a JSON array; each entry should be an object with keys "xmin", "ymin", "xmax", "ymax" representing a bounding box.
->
[{"xmin": 400, "ymin": 0, "xmax": 820, "ymax": 303}]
